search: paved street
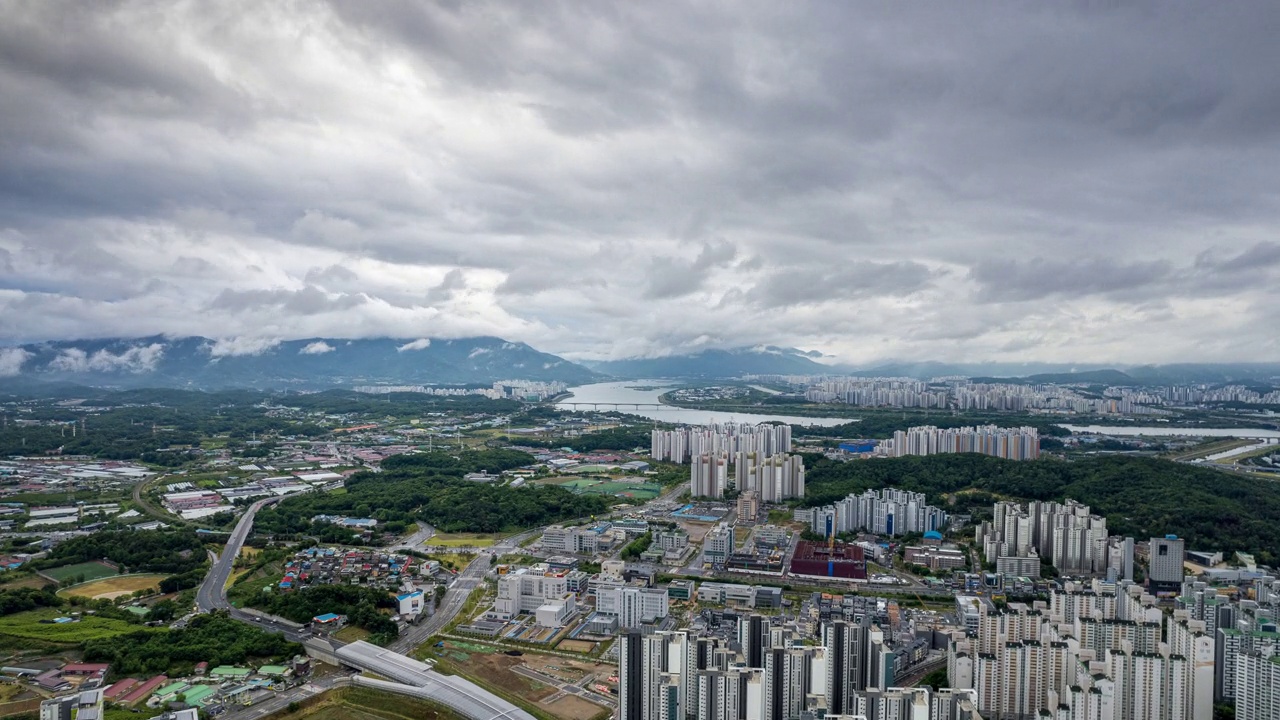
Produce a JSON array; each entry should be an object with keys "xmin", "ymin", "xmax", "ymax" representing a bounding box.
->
[{"xmin": 196, "ymin": 496, "xmax": 280, "ymax": 612}]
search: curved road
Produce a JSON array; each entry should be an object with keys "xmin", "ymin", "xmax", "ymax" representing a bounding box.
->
[{"xmin": 196, "ymin": 496, "xmax": 280, "ymax": 613}]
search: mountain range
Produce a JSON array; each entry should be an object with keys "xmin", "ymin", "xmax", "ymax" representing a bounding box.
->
[
  {"xmin": 0, "ymin": 336, "xmax": 599, "ymax": 389},
  {"xmin": 0, "ymin": 336, "xmax": 1276, "ymax": 389},
  {"xmin": 583, "ymin": 346, "xmax": 833, "ymax": 378}
]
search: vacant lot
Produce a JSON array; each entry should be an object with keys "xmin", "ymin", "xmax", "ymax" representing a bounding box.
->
[
  {"xmin": 0, "ymin": 573, "xmax": 54, "ymax": 592},
  {"xmin": 0, "ymin": 608, "xmax": 156, "ymax": 643},
  {"xmin": 557, "ymin": 639, "xmax": 597, "ymax": 653},
  {"xmin": 60, "ymin": 574, "xmax": 168, "ymax": 600},
  {"xmin": 425, "ymin": 642, "xmax": 613, "ymax": 720},
  {"xmin": 41, "ymin": 561, "xmax": 118, "ymax": 583},
  {"xmin": 268, "ymin": 687, "xmax": 461, "ymax": 720},
  {"xmin": 429, "ymin": 533, "xmax": 496, "ymax": 548}
]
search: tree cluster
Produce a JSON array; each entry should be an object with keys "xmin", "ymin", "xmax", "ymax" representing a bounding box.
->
[
  {"xmin": 35, "ymin": 529, "xmax": 209, "ymax": 575},
  {"xmin": 83, "ymin": 611, "xmax": 301, "ymax": 678},
  {"xmin": 0, "ymin": 585, "xmax": 60, "ymax": 615},
  {"xmin": 246, "ymin": 584, "xmax": 398, "ymax": 645},
  {"xmin": 254, "ymin": 450, "xmax": 611, "ymax": 535},
  {"xmin": 803, "ymin": 453, "xmax": 1280, "ymax": 565}
]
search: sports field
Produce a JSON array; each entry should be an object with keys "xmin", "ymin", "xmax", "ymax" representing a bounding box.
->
[
  {"xmin": 579, "ymin": 481, "xmax": 662, "ymax": 500},
  {"xmin": 60, "ymin": 574, "xmax": 168, "ymax": 600},
  {"xmin": 41, "ymin": 561, "xmax": 118, "ymax": 583},
  {"xmin": 554, "ymin": 478, "xmax": 601, "ymax": 490}
]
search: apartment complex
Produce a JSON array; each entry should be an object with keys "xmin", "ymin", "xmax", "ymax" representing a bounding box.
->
[
  {"xmin": 618, "ymin": 616, "xmax": 981, "ymax": 720},
  {"xmin": 877, "ymin": 425, "xmax": 1040, "ymax": 461},
  {"xmin": 801, "ymin": 488, "xmax": 948, "ymax": 538}
]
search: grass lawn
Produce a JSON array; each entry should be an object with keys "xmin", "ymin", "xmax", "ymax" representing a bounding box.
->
[
  {"xmin": 59, "ymin": 574, "xmax": 168, "ymax": 600},
  {"xmin": 430, "ymin": 533, "xmax": 496, "ymax": 548},
  {"xmin": 333, "ymin": 625, "xmax": 371, "ymax": 643},
  {"xmin": 0, "ymin": 608, "xmax": 159, "ymax": 643},
  {"xmin": 42, "ymin": 561, "xmax": 119, "ymax": 583},
  {"xmin": 0, "ymin": 573, "xmax": 54, "ymax": 592}
]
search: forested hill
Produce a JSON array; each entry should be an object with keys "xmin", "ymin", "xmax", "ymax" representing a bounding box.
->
[
  {"xmin": 254, "ymin": 449, "xmax": 612, "ymax": 535},
  {"xmin": 803, "ymin": 454, "xmax": 1280, "ymax": 565}
]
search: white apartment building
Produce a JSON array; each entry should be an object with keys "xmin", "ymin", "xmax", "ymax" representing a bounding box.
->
[{"xmin": 690, "ymin": 452, "xmax": 729, "ymax": 498}]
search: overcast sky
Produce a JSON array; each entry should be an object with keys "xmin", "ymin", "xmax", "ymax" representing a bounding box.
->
[{"xmin": 1, "ymin": 2, "xmax": 1278, "ymax": 364}]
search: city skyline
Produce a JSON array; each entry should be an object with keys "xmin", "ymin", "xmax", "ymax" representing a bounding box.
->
[{"xmin": 1, "ymin": 4, "xmax": 1279, "ymax": 364}]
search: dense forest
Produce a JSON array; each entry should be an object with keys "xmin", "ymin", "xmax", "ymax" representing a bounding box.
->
[
  {"xmin": 247, "ymin": 584, "xmax": 399, "ymax": 645},
  {"xmin": 254, "ymin": 450, "xmax": 612, "ymax": 535},
  {"xmin": 34, "ymin": 529, "xmax": 210, "ymax": 576},
  {"xmin": 803, "ymin": 453, "xmax": 1280, "ymax": 565},
  {"xmin": 83, "ymin": 611, "xmax": 301, "ymax": 678}
]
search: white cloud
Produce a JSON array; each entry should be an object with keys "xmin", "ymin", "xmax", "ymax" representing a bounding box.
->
[
  {"xmin": 0, "ymin": 348, "xmax": 30, "ymax": 377},
  {"xmin": 0, "ymin": 3, "xmax": 1278, "ymax": 364},
  {"xmin": 48, "ymin": 344, "xmax": 165, "ymax": 374},
  {"xmin": 299, "ymin": 341, "xmax": 335, "ymax": 355},
  {"xmin": 397, "ymin": 338, "xmax": 432, "ymax": 352},
  {"xmin": 207, "ymin": 337, "xmax": 281, "ymax": 358}
]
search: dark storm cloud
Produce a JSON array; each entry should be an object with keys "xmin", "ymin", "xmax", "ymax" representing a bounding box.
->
[{"xmin": 1, "ymin": 1, "xmax": 1278, "ymax": 362}]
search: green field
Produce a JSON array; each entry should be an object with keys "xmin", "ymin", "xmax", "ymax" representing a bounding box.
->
[
  {"xmin": 0, "ymin": 608, "xmax": 158, "ymax": 643},
  {"xmin": 580, "ymin": 481, "xmax": 661, "ymax": 500},
  {"xmin": 41, "ymin": 561, "xmax": 119, "ymax": 583}
]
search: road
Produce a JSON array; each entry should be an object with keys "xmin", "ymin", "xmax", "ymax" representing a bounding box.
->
[
  {"xmin": 387, "ymin": 522, "xmax": 436, "ymax": 553},
  {"xmin": 196, "ymin": 496, "xmax": 280, "ymax": 613},
  {"xmin": 389, "ymin": 528, "xmax": 539, "ymax": 653}
]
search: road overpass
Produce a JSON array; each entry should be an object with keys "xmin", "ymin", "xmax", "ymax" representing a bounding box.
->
[{"xmin": 339, "ymin": 642, "xmax": 535, "ymax": 720}]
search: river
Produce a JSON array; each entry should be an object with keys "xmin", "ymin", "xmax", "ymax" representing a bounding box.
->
[
  {"xmin": 555, "ymin": 383, "xmax": 1280, "ymax": 436},
  {"xmin": 555, "ymin": 381, "xmax": 853, "ymax": 427}
]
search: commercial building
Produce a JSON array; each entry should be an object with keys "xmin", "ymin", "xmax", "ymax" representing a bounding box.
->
[
  {"xmin": 1150, "ymin": 535, "xmax": 1187, "ymax": 594},
  {"xmin": 904, "ymin": 546, "xmax": 967, "ymax": 572},
  {"xmin": 789, "ymin": 540, "xmax": 867, "ymax": 580}
]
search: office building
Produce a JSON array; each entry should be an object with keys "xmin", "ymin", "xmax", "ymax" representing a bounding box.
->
[
  {"xmin": 494, "ymin": 571, "xmax": 576, "ymax": 628},
  {"xmin": 596, "ymin": 587, "xmax": 669, "ymax": 628},
  {"xmin": 1149, "ymin": 535, "xmax": 1187, "ymax": 594}
]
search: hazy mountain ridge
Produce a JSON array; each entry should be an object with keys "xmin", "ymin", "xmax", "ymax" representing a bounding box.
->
[
  {"xmin": 585, "ymin": 347, "xmax": 833, "ymax": 378},
  {"xmin": 0, "ymin": 336, "xmax": 600, "ymax": 388}
]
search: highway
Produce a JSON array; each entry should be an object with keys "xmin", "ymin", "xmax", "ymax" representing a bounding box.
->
[{"xmin": 195, "ymin": 496, "xmax": 280, "ymax": 613}]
